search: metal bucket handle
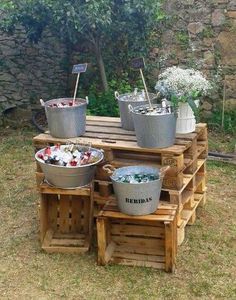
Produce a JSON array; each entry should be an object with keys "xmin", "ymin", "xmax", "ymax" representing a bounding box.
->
[
  {"xmin": 159, "ymin": 166, "xmax": 170, "ymax": 179},
  {"xmin": 114, "ymin": 91, "xmax": 120, "ymax": 100},
  {"xmin": 103, "ymin": 164, "xmax": 116, "ymax": 175},
  {"xmin": 128, "ymin": 104, "xmax": 134, "ymax": 113}
]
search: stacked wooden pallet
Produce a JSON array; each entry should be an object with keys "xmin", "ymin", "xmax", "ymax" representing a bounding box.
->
[{"xmin": 33, "ymin": 115, "xmax": 208, "ymax": 247}]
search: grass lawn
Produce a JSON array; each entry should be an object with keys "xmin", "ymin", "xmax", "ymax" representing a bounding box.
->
[{"xmin": 0, "ymin": 128, "xmax": 235, "ymax": 300}]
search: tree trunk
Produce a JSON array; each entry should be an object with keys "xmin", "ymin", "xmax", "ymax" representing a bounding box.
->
[{"xmin": 94, "ymin": 43, "xmax": 109, "ymax": 92}]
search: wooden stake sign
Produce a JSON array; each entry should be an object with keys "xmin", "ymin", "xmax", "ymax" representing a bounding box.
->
[
  {"xmin": 131, "ymin": 57, "xmax": 152, "ymax": 109},
  {"xmin": 72, "ymin": 63, "xmax": 87, "ymax": 106}
]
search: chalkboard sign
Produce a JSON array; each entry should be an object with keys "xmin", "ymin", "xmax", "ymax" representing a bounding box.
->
[
  {"xmin": 72, "ymin": 63, "xmax": 87, "ymax": 74},
  {"xmin": 131, "ymin": 57, "xmax": 145, "ymax": 69}
]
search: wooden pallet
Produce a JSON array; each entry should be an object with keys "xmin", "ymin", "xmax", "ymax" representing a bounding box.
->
[
  {"xmin": 33, "ymin": 116, "xmax": 208, "ymax": 190},
  {"xmin": 39, "ymin": 182, "xmax": 94, "ymax": 253},
  {"xmin": 96, "ymin": 201, "xmax": 178, "ymax": 272}
]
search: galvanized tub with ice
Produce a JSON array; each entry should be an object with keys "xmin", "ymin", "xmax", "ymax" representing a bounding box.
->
[
  {"xmin": 103, "ymin": 165, "xmax": 169, "ymax": 215},
  {"xmin": 35, "ymin": 145, "xmax": 104, "ymax": 188}
]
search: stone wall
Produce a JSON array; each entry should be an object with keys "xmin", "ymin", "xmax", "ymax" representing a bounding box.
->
[
  {"xmin": 151, "ymin": 0, "xmax": 236, "ymax": 116},
  {"xmin": 0, "ymin": 26, "xmax": 69, "ymax": 118},
  {"xmin": 0, "ymin": 1, "xmax": 235, "ymax": 122}
]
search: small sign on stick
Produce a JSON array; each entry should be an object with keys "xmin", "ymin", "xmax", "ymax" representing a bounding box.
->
[
  {"xmin": 72, "ymin": 63, "xmax": 88, "ymax": 106},
  {"xmin": 131, "ymin": 57, "xmax": 145, "ymax": 70},
  {"xmin": 131, "ymin": 57, "xmax": 152, "ymax": 109},
  {"xmin": 72, "ymin": 63, "xmax": 87, "ymax": 74}
]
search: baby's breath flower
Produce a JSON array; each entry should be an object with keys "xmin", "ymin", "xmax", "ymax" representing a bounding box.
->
[{"xmin": 155, "ymin": 66, "xmax": 212, "ymax": 102}]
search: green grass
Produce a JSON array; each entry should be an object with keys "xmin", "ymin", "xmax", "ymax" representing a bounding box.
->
[{"xmin": 0, "ymin": 129, "xmax": 236, "ymax": 299}]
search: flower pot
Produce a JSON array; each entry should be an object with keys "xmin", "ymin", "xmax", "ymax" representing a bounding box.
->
[
  {"xmin": 115, "ymin": 91, "xmax": 157, "ymax": 131},
  {"xmin": 44, "ymin": 98, "xmax": 87, "ymax": 138},
  {"xmin": 129, "ymin": 104, "xmax": 177, "ymax": 148},
  {"xmin": 176, "ymin": 100, "xmax": 199, "ymax": 134}
]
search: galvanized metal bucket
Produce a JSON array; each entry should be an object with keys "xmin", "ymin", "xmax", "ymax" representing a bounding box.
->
[
  {"xmin": 115, "ymin": 91, "xmax": 157, "ymax": 131},
  {"xmin": 35, "ymin": 146, "xmax": 104, "ymax": 188},
  {"xmin": 44, "ymin": 98, "xmax": 87, "ymax": 138},
  {"xmin": 129, "ymin": 104, "xmax": 177, "ymax": 148},
  {"xmin": 103, "ymin": 164, "xmax": 169, "ymax": 215}
]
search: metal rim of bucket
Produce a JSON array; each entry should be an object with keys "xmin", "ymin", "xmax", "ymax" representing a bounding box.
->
[
  {"xmin": 111, "ymin": 166, "xmax": 160, "ymax": 185},
  {"xmin": 103, "ymin": 165, "xmax": 170, "ymax": 184},
  {"xmin": 45, "ymin": 98, "xmax": 87, "ymax": 110},
  {"xmin": 130, "ymin": 103, "xmax": 176, "ymax": 116},
  {"xmin": 115, "ymin": 91, "xmax": 157, "ymax": 103},
  {"xmin": 35, "ymin": 146, "xmax": 104, "ymax": 170}
]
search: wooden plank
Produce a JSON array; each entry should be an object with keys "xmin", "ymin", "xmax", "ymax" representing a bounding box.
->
[
  {"xmin": 70, "ymin": 195, "xmax": 82, "ymax": 233},
  {"xmin": 110, "ymin": 223, "xmax": 165, "ymax": 238},
  {"xmin": 112, "ymin": 244, "xmax": 165, "ymax": 256},
  {"xmin": 40, "ymin": 183, "xmax": 91, "ymax": 196},
  {"xmin": 112, "ymin": 235, "xmax": 165, "ymax": 249},
  {"xmin": 47, "ymin": 194, "xmax": 58, "ymax": 231},
  {"xmin": 112, "ymin": 251, "xmax": 165, "ymax": 263},
  {"xmin": 33, "ymin": 133, "xmax": 187, "ymax": 155},
  {"xmin": 164, "ymin": 221, "xmax": 174, "ymax": 272},
  {"xmin": 50, "ymin": 238, "xmax": 85, "ymax": 247},
  {"xmin": 83, "ymin": 196, "xmax": 90, "ymax": 234},
  {"xmin": 97, "ymin": 217, "xmax": 108, "ymax": 265},
  {"xmin": 110, "ymin": 257, "xmax": 165, "ymax": 269},
  {"xmin": 42, "ymin": 245, "xmax": 89, "ymax": 254},
  {"xmin": 101, "ymin": 211, "xmax": 175, "ymax": 222},
  {"xmin": 40, "ymin": 195, "xmax": 49, "ymax": 243},
  {"xmin": 59, "ymin": 195, "xmax": 70, "ymax": 233},
  {"xmin": 53, "ymin": 232, "xmax": 85, "ymax": 239}
]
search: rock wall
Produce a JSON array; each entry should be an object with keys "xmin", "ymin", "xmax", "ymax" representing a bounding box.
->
[
  {"xmin": 0, "ymin": 1, "xmax": 235, "ymax": 121},
  {"xmin": 0, "ymin": 27, "xmax": 69, "ymax": 118},
  {"xmin": 151, "ymin": 0, "xmax": 236, "ymax": 115}
]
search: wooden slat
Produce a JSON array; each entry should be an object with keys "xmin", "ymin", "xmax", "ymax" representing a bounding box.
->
[
  {"xmin": 70, "ymin": 195, "xmax": 82, "ymax": 233},
  {"xmin": 101, "ymin": 210, "xmax": 175, "ymax": 222},
  {"xmin": 110, "ymin": 257, "xmax": 165, "ymax": 269},
  {"xmin": 164, "ymin": 221, "xmax": 174, "ymax": 272},
  {"xmin": 110, "ymin": 224, "xmax": 165, "ymax": 238},
  {"xmin": 83, "ymin": 196, "xmax": 90, "ymax": 234},
  {"xmin": 40, "ymin": 183, "xmax": 91, "ymax": 196},
  {"xmin": 112, "ymin": 251, "xmax": 165, "ymax": 263},
  {"xmin": 112, "ymin": 235, "xmax": 165, "ymax": 249},
  {"xmin": 53, "ymin": 232, "xmax": 85, "ymax": 239},
  {"xmin": 97, "ymin": 217, "xmax": 108, "ymax": 265},
  {"xmin": 50, "ymin": 238, "xmax": 85, "ymax": 247},
  {"xmin": 42, "ymin": 245, "xmax": 89, "ymax": 254},
  {"xmin": 47, "ymin": 194, "xmax": 58, "ymax": 231},
  {"xmin": 40, "ymin": 195, "xmax": 49, "ymax": 243},
  {"xmin": 33, "ymin": 134, "xmax": 187, "ymax": 155},
  {"xmin": 59, "ymin": 195, "xmax": 70, "ymax": 233}
]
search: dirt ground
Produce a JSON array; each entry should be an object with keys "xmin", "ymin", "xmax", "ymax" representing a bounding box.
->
[{"xmin": 0, "ymin": 129, "xmax": 236, "ymax": 300}]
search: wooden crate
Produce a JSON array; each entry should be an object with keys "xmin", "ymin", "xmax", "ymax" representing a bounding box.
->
[
  {"xmin": 93, "ymin": 158, "xmax": 207, "ymax": 246},
  {"xmin": 39, "ymin": 182, "xmax": 94, "ymax": 253},
  {"xmin": 33, "ymin": 116, "xmax": 208, "ymax": 190},
  {"xmin": 96, "ymin": 201, "xmax": 178, "ymax": 272}
]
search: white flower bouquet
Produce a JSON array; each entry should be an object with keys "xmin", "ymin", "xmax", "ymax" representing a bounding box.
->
[{"xmin": 155, "ymin": 66, "xmax": 212, "ymax": 115}]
